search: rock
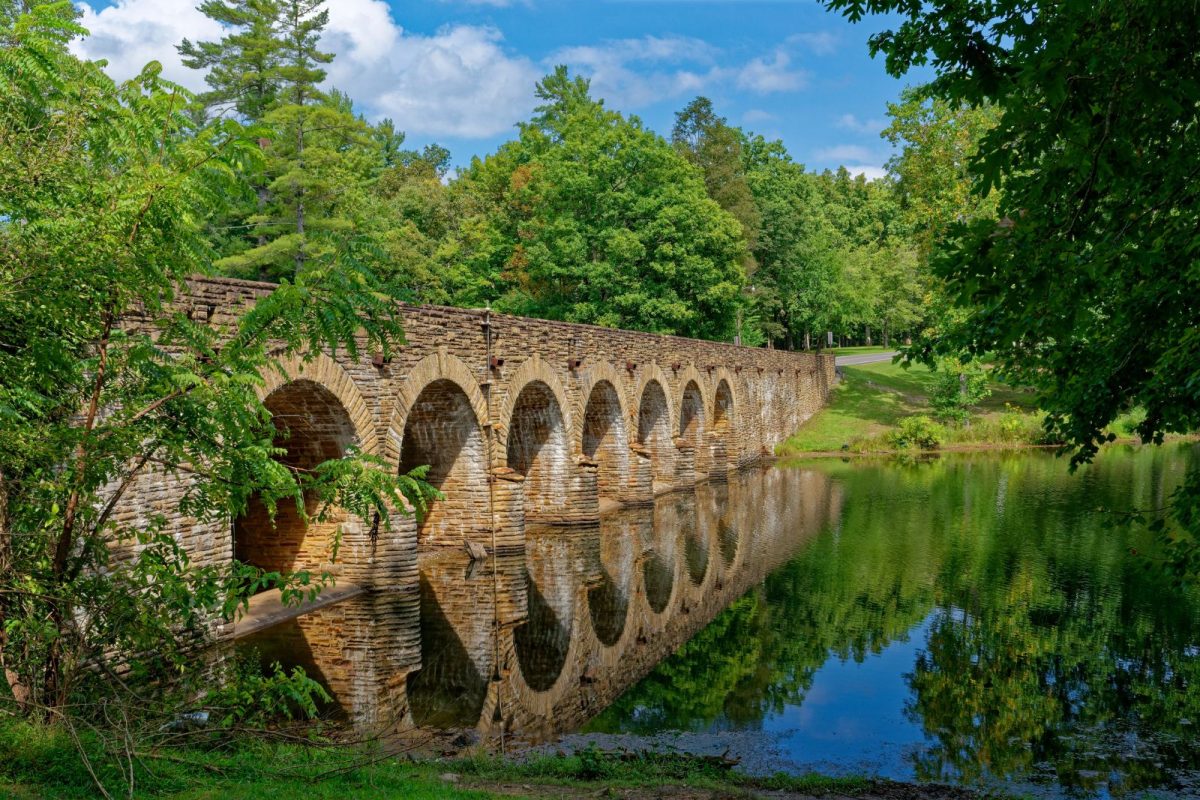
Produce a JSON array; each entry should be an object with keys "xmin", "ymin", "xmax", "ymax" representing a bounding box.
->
[
  {"xmin": 464, "ymin": 539, "xmax": 488, "ymax": 561},
  {"xmin": 439, "ymin": 773, "xmax": 460, "ymax": 783}
]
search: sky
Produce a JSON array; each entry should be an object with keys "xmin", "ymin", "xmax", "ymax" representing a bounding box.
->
[{"xmin": 70, "ymin": 0, "xmax": 930, "ymax": 178}]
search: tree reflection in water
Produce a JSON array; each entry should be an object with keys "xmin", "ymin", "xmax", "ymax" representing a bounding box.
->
[{"xmin": 592, "ymin": 445, "xmax": 1200, "ymax": 796}]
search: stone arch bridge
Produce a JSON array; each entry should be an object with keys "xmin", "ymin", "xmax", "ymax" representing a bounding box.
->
[{"xmin": 134, "ymin": 277, "xmax": 834, "ymax": 605}]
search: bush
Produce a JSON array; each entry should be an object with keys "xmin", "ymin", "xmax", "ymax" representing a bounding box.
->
[
  {"xmin": 930, "ymin": 357, "xmax": 992, "ymax": 424},
  {"xmin": 886, "ymin": 416, "xmax": 944, "ymax": 450}
]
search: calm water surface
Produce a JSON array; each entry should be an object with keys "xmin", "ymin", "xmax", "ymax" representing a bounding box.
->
[{"xmin": 242, "ymin": 444, "xmax": 1200, "ymax": 798}]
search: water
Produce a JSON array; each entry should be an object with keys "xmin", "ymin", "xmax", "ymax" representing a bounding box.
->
[{"xmin": 239, "ymin": 443, "xmax": 1200, "ymax": 798}]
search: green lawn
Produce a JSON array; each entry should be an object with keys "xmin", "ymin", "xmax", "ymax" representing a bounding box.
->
[
  {"xmin": 780, "ymin": 360, "xmax": 1039, "ymax": 454},
  {"xmin": 0, "ymin": 719, "xmax": 879, "ymax": 800}
]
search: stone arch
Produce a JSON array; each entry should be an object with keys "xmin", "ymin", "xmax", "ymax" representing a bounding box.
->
[
  {"xmin": 633, "ymin": 364, "xmax": 676, "ymax": 486},
  {"xmin": 577, "ymin": 366, "xmax": 631, "ymax": 504},
  {"xmin": 256, "ymin": 353, "xmax": 380, "ymax": 455},
  {"xmin": 236, "ymin": 355, "xmax": 377, "ymax": 586},
  {"xmin": 498, "ymin": 357, "xmax": 574, "ymax": 521},
  {"xmin": 390, "ymin": 352, "xmax": 491, "ymax": 548},
  {"xmin": 712, "ymin": 373, "xmax": 737, "ymax": 472},
  {"xmin": 676, "ymin": 367, "xmax": 709, "ymax": 483}
]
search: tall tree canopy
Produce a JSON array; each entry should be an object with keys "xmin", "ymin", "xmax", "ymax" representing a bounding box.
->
[
  {"xmin": 825, "ymin": 0, "xmax": 1200, "ymax": 566},
  {"xmin": 452, "ymin": 68, "xmax": 746, "ymax": 339}
]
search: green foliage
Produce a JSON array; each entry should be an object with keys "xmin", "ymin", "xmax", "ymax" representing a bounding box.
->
[
  {"xmin": 449, "ymin": 68, "xmax": 746, "ymax": 339},
  {"xmin": 886, "ymin": 415, "xmax": 944, "ymax": 450},
  {"xmin": 0, "ymin": 2, "xmax": 431, "ymax": 728},
  {"xmin": 824, "ymin": 0, "xmax": 1200, "ymax": 567},
  {"xmin": 204, "ymin": 655, "xmax": 332, "ymax": 726},
  {"xmin": 929, "ymin": 357, "xmax": 991, "ymax": 425}
]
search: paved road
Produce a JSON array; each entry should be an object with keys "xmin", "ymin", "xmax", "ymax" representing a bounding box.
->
[{"xmin": 835, "ymin": 351, "xmax": 898, "ymax": 367}]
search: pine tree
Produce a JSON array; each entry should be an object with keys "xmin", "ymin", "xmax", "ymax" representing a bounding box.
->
[
  {"xmin": 672, "ymin": 97, "xmax": 761, "ymax": 263},
  {"xmin": 183, "ymin": 0, "xmax": 378, "ymax": 280},
  {"xmin": 178, "ymin": 0, "xmax": 283, "ymax": 120}
]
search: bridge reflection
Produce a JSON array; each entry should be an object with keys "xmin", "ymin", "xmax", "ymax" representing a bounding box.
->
[{"xmin": 237, "ymin": 465, "xmax": 843, "ymax": 749}]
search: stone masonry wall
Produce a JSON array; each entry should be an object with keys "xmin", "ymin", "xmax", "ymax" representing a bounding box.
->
[{"xmin": 148, "ymin": 276, "xmax": 835, "ymax": 595}]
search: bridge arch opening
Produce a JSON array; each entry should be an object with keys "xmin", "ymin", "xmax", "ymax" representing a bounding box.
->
[
  {"xmin": 506, "ymin": 381, "xmax": 569, "ymax": 520},
  {"xmin": 399, "ymin": 379, "xmax": 489, "ymax": 546},
  {"xmin": 678, "ymin": 380, "xmax": 706, "ymax": 483},
  {"xmin": 714, "ymin": 380, "xmax": 735, "ymax": 470},
  {"xmin": 582, "ymin": 380, "xmax": 629, "ymax": 503},
  {"xmin": 637, "ymin": 380, "xmax": 673, "ymax": 485},
  {"xmin": 234, "ymin": 379, "xmax": 358, "ymax": 584}
]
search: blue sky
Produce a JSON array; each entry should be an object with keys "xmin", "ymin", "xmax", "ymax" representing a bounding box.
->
[{"xmin": 73, "ymin": 0, "xmax": 928, "ymax": 177}]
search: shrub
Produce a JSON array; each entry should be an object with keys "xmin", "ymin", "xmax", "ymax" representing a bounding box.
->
[
  {"xmin": 887, "ymin": 416, "xmax": 944, "ymax": 450},
  {"xmin": 930, "ymin": 357, "xmax": 992, "ymax": 425}
]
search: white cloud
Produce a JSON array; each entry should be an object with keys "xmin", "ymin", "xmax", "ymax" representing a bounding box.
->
[
  {"xmin": 814, "ymin": 144, "xmax": 888, "ymax": 180},
  {"xmin": 70, "ymin": 0, "xmax": 813, "ymax": 141},
  {"xmin": 72, "ymin": 0, "xmax": 222, "ymax": 91},
  {"xmin": 547, "ymin": 36, "xmax": 722, "ymax": 109},
  {"xmin": 736, "ymin": 49, "xmax": 808, "ymax": 93},
  {"xmin": 549, "ymin": 35, "xmax": 808, "ymax": 111},
  {"xmin": 788, "ymin": 31, "xmax": 839, "ymax": 56},
  {"xmin": 815, "ymin": 144, "xmax": 876, "ymax": 163},
  {"xmin": 742, "ymin": 109, "xmax": 777, "ymax": 124},
  {"xmin": 836, "ymin": 113, "xmax": 886, "ymax": 135},
  {"xmin": 72, "ymin": 0, "xmax": 539, "ymax": 138},
  {"xmin": 845, "ymin": 165, "xmax": 888, "ymax": 181}
]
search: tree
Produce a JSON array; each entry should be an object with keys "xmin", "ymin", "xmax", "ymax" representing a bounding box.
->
[
  {"xmin": 823, "ymin": 0, "xmax": 1200, "ymax": 570},
  {"xmin": 882, "ymin": 87, "xmax": 1000, "ymax": 260},
  {"xmin": 178, "ymin": 0, "xmax": 283, "ymax": 121},
  {"xmin": 451, "ymin": 68, "xmax": 746, "ymax": 340},
  {"xmin": 672, "ymin": 97, "xmax": 761, "ymax": 262},
  {"xmin": 183, "ymin": 0, "xmax": 378, "ymax": 281},
  {"xmin": 0, "ymin": 2, "xmax": 432, "ymax": 720}
]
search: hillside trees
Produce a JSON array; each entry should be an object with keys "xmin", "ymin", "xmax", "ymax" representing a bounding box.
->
[
  {"xmin": 450, "ymin": 68, "xmax": 746, "ymax": 339},
  {"xmin": 0, "ymin": 1, "xmax": 432, "ymax": 719}
]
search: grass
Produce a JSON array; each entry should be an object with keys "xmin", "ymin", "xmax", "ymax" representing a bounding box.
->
[
  {"xmin": 0, "ymin": 719, "xmax": 885, "ymax": 799},
  {"xmin": 779, "ymin": 360, "xmax": 1041, "ymax": 455}
]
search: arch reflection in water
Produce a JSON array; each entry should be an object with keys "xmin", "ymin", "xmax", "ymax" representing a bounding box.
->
[
  {"xmin": 514, "ymin": 530, "xmax": 579, "ymax": 692},
  {"xmin": 406, "ymin": 553, "xmax": 525, "ymax": 729},
  {"xmin": 235, "ymin": 465, "xmax": 840, "ymax": 747},
  {"xmin": 641, "ymin": 505, "xmax": 678, "ymax": 616},
  {"xmin": 587, "ymin": 515, "xmax": 636, "ymax": 648}
]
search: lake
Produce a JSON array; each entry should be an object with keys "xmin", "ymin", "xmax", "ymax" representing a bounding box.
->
[{"xmin": 240, "ymin": 443, "xmax": 1200, "ymax": 798}]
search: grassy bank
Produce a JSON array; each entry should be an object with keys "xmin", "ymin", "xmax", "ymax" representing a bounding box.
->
[
  {"xmin": 779, "ymin": 359, "xmax": 1044, "ymax": 455},
  {"xmin": 0, "ymin": 719, "xmax": 992, "ymax": 799}
]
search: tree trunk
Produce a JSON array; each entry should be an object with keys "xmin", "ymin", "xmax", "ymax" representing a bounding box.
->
[
  {"xmin": 865, "ymin": 324, "xmax": 872, "ymax": 346},
  {"xmin": 0, "ymin": 470, "xmax": 28, "ymax": 712}
]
